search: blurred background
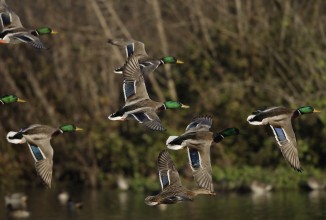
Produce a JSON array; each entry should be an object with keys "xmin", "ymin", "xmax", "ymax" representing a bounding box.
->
[{"xmin": 1, "ymin": 0, "xmax": 326, "ymax": 193}]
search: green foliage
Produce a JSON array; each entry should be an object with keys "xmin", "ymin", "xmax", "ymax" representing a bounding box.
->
[{"xmin": 212, "ymin": 165, "xmax": 326, "ymax": 191}]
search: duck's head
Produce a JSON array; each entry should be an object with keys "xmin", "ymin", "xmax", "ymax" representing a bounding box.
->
[
  {"xmin": 297, "ymin": 106, "xmax": 321, "ymax": 115},
  {"xmin": 160, "ymin": 56, "xmax": 184, "ymax": 65},
  {"xmin": 31, "ymin": 27, "xmax": 58, "ymax": 36},
  {"xmin": 59, "ymin": 124, "xmax": 83, "ymax": 133},
  {"xmin": 213, "ymin": 127, "xmax": 239, "ymax": 143},
  {"xmin": 163, "ymin": 101, "xmax": 190, "ymax": 109},
  {"xmin": 0, "ymin": 95, "xmax": 26, "ymax": 104}
]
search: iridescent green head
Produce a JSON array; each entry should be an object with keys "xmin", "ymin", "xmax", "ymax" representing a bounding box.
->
[
  {"xmin": 161, "ymin": 56, "xmax": 184, "ymax": 64},
  {"xmin": 32, "ymin": 27, "xmax": 58, "ymax": 36},
  {"xmin": 59, "ymin": 124, "xmax": 83, "ymax": 133},
  {"xmin": 213, "ymin": 128, "xmax": 239, "ymax": 143},
  {"xmin": 0, "ymin": 94, "xmax": 26, "ymax": 104},
  {"xmin": 297, "ymin": 106, "xmax": 320, "ymax": 115},
  {"xmin": 163, "ymin": 101, "xmax": 189, "ymax": 109}
]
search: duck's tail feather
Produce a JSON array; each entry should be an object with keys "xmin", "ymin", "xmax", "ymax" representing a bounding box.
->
[
  {"xmin": 166, "ymin": 136, "xmax": 184, "ymax": 150},
  {"xmin": 247, "ymin": 115, "xmax": 264, "ymax": 125},
  {"xmin": 6, "ymin": 131, "xmax": 26, "ymax": 144}
]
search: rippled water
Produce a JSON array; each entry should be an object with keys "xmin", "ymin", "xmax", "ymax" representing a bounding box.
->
[{"xmin": 1, "ymin": 189, "xmax": 326, "ymax": 220}]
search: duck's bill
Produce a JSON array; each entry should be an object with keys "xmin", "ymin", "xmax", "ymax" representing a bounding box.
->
[
  {"xmin": 314, "ymin": 109, "xmax": 321, "ymax": 113},
  {"xmin": 17, "ymin": 98, "xmax": 27, "ymax": 103},
  {"xmin": 75, "ymin": 127, "xmax": 83, "ymax": 131},
  {"xmin": 51, "ymin": 31, "xmax": 59, "ymax": 35},
  {"xmin": 176, "ymin": 60, "xmax": 184, "ymax": 64},
  {"xmin": 181, "ymin": 104, "xmax": 190, "ymax": 108},
  {"xmin": 0, "ymin": 40, "xmax": 6, "ymax": 44}
]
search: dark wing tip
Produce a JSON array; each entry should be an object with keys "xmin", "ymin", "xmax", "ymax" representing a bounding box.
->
[
  {"xmin": 144, "ymin": 120, "xmax": 166, "ymax": 132},
  {"xmin": 294, "ymin": 166, "xmax": 303, "ymax": 172},
  {"xmin": 157, "ymin": 150, "xmax": 176, "ymax": 171},
  {"xmin": 157, "ymin": 150, "xmax": 170, "ymax": 167},
  {"xmin": 192, "ymin": 115, "xmax": 213, "ymax": 122},
  {"xmin": 186, "ymin": 115, "xmax": 213, "ymax": 131},
  {"xmin": 252, "ymin": 110, "xmax": 262, "ymax": 115},
  {"xmin": 107, "ymin": 38, "xmax": 114, "ymax": 44},
  {"xmin": 158, "ymin": 150, "xmax": 169, "ymax": 159}
]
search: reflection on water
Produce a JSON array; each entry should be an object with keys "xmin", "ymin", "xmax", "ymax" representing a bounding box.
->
[{"xmin": 1, "ymin": 189, "xmax": 326, "ymax": 220}]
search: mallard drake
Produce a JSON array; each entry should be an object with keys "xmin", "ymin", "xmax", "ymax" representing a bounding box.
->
[
  {"xmin": 0, "ymin": 0, "xmax": 57, "ymax": 49},
  {"xmin": 166, "ymin": 116, "xmax": 239, "ymax": 192},
  {"xmin": 250, "ymin": 181, "xmax": 273, "ymax": 194},
  {"xmin": 108, "ymin": 53, "xmax": 189, "ymax": 131},
  {"xmin": 108, "ymin": 38, "xmax": 183, "ymax": 74},
  {"xmin": 247, "ymin": 106, "xmax": 320, "ymax": 172},
  {"xmin": 6, "ymin": 124, "xmax": 83, "ymax": 188},
  {"xmin": 145, "ymin": 150, "xmax": 215, "ymax": 206},
  {"xmin": 1, "ymin": 94, "xmax": 26, "ymax": 104}
]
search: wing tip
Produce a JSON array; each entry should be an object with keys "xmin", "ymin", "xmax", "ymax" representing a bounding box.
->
[
  {"xmin": 157, "ymin": 150, "xmax": 171, "ymax": 167},
  {"xmin": 191, "ymin": 115, "xmax": 213, "ymax": 122},
  {"xmin": 294, "ymin": 166, "xmax": 303, "ymax": 172}
]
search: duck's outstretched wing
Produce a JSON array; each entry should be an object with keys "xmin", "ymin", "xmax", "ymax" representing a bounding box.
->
[
  {"xmin": 130, "ymin": 110, "xmax": 165, "ymax": 131},
  {"xmin": 13, "ymin": 33, "xmax": 47, "ymax": 49},
  {"xmin": 187, "ymin": 146, "xmax": 214, "ymax": 192},
  {"xmin": 157, "ymin": 150, "xmax": 182, "ymax": 190},
  {"xmin": 27, "ymin": 139, "xmax": 53, "ymax": 188},
  {"xmin": 270, "ymin": 119, "xmax": 302, "ymax": 172},
  {"xmin": 108, "ymin": 38, "xmax": 148, "ymax": 58},
  {"xmin": 185, "ymin": 115, "xmax": 212, "ymax": 133},
  {"xmin": 0, "ymin": 0, "xmax": 23, "ymax": 31},
  {"xmin": 122, "ymin": 54, "xmax": 149, "ymax": 103}
]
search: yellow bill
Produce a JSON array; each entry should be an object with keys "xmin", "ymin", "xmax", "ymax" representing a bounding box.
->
[
  {"xmin": 181, "ymin": 104, "xmax": 190, "ymax": 108},
  {"xmin": 17, "ymin": 98, "xmax": 27, "ymax": 103},
  {"xmin": 76, "ymin": 127, "xmax": 83, "ymax": 131}
]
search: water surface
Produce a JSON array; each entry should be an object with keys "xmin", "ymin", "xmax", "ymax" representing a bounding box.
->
[{"xmin": 1, "ymin": 189, "xmax": 326, "ymax": 220}]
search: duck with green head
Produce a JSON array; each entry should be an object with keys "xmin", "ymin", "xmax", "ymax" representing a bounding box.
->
[
  {"xmin": 0, "ymin": 0, "xmax": 57, "ymax": 49},
  {"xmin": 247, "ymin": 106, "xmax": 320, "ymax": 172},
  {"xmin": 108, "ymin": 38, "xmax": 183, "ymax": 74},
  {"xmin": 0, "ymin": 94, "xmax": 26, "ymax": 104},
  {"xmin": 166, "ymin": 116, "xmax": 239, "ymax": 193},
  {"xmin": 108, "ymin": 53, "xmax": 189, "ymax": 131},
  {"xmin": 6, "ymin": 124, "xmax": 83, "ymax": 188},
  {"xmin": 145, "ymin": 150, "xmax": 215, "ymax": 206}
]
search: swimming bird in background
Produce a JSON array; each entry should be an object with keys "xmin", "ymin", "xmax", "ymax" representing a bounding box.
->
[
  {"xmin": 67, "ymin": 198, "xmax": 83, "ymax": 211},
  {"xmin": 247, "ymin": 106, "xmax": 320, "ymax": 172},
  {"xmin": 145, "ymin": 150, "xmax": 215, "ymax": 206},
  {"xmin": 250, "ymin": 181, "xmax": 273, "ymax": 194},
  {"xmin": 306, "ymin": 177, "xmax": 326, "ymax": 191},
  {"xmin": 108, "ymin": 53, "xmax": 189, "ymax": 131},
  {"xmin": 6, "ymin": 124, "xmax": 83, "ymax": 188},
  {"xmin": 108, "ymin": 38, "xmax": 183, "ymax": 74},
  {"xmin": 1, "ymin": 94, "xmax": 26, "ymax": 104},
  {"xmin": 58, "ymin": 190, "xmax": 69, "ymax": 205},
  {"xmin": 166, "ymin": 116, "xmax": 239, "ymax": 192},
  {"xmin": 6, "ymin": 205, "xmax": 30, "ymax": 219},
  {"xmin": 5, "ymin": 192, "xmax": 27, "ymax": 210},
  {"xmin": 0, "ymin": 0, "xmax": 57, "ymax": 49},
  {"xmin": 5, "ymin": 192, "xmax": 30, "ymax": 219}
]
